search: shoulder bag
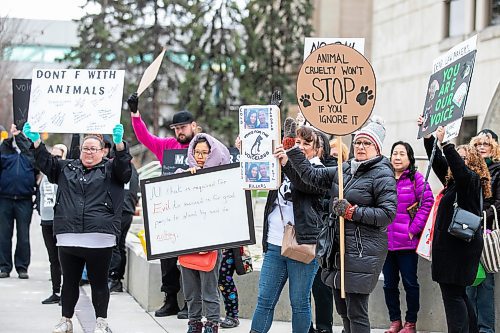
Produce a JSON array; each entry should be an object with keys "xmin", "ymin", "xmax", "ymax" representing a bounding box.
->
[
  {"xmin": 447, "ymin": 193, "xmax": 482, "ymax": 242},
  {"xmin": 480, "ymin": 206, "xmax": 500, "ymax": 273},
  {"xmin": 278, "ymin": 203, "xmax": 316, "ymax": 264},
  {"xmin": 179, "ymin": 251, "xmax": 218, "ymax": 272}
]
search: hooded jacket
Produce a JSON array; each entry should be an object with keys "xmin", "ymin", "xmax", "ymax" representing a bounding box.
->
[
  {"xmin": 33, "ymin": 142, "xmax": 132, "ymax": 237},
  {"xmin": 187, "ymin": 133, "xmax": 230, "ymax": 168},
  {"xmin": 388, "ymin": 169, "xmax": 434, "ymax": 251},
  {"xmin": 287, "ymin": 147, "xmax": 397, "ymax": 294},
  {"xmin": 0, "ymin": 134, "xmax": 37, "ymax": 199}
]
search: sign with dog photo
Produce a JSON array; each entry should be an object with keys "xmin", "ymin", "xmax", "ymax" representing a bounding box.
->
[{"xmin": 238, "ymin": 105, "xmax": 280, "ymax": 190}]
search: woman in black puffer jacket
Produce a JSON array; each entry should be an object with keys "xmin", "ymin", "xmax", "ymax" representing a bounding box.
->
[{"xmin": 284, "ymin": 118, "xmax": 397, "ymax": 333}]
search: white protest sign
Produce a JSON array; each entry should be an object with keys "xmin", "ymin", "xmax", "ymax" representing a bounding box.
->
[
  {"xmin": 141, "ymin": 164, "xmax": 255, "ymax": 260},
  {"xmin": 28, "ymin": 69, "xmax": 125, "ymax": 134},
  {"xmin": 303, "ymin": 37, "xmax": 365, "ymax": 60},
  {"xmin": 137, "ymin": 48, "xmax": 166, "ymax": 96},
  {"xmin": 239, "ymin": 105, "xmax": 281, "ymax": 190}
]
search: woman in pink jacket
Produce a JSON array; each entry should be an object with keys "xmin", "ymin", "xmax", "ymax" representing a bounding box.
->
[{"xmin": 383, "ymin": 141, "xmax": 434, "ymax": 333}]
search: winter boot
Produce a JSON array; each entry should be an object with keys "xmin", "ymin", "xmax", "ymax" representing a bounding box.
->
[
  {"xmin": 187, "ymin": 320, "xmax": 203, "ymax": 333},
  {"xmin": 203, "ymin": 321, "xmax": 218, "ymax": 333},
  {"xmin": 384, "ymin": 320, "xmax": 402, "ymax": 333},
  {"xmin": 155, "ymin": 293, "xmax": 180, "ymax": 317}
]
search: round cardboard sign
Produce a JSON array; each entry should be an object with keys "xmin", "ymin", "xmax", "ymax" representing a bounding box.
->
[{"xmin": 296, "ymin": 44, "xmax": 376, "ymax": 135}]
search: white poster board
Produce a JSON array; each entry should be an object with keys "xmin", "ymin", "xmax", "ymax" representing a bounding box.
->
[
  {"xmin": 303, "ymin": 37, "xmax": 365, "ymax": 60},
  {"xmin": 141, "ymin": 163, "xmax": 255, "ymax": 260},
  {"xmin": 239, "ymin": 105, "xmax": 281, "ymax": 190},
  {"xmin": 27, "ymin": 69, "xmax": 125, "ymax": 134}
]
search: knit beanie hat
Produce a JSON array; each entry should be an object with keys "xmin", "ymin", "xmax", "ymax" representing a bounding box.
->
[
  {"xmin": 353, "ymin": 116, "xmax": 386, "ymax": 154},
  {"xmin": 478, "ymin": 129, "xmax": 498, "ymax": 143}
]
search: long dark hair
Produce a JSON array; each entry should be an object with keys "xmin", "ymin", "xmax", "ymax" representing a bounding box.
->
[{"xmin": 390, "ymin": 141, "xmax": 416, "ymax": 180}]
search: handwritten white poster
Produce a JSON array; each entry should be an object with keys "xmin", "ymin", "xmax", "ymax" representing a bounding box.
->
[
  {"xmin": 239, "ymin": 105, "xmax": 281, "ymax": 190},
  {"xmin": 303, "ymin": 37, "xmax": 365, "ymax": 60},
  {"xmin": 27, "ymin": 69, "xmax": 125, "ymax": 134},
  {"xmin": 141, "ymin": 164, "xmax": 255, "ymax": 260}
]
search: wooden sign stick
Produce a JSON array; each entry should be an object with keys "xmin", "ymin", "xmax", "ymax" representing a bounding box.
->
[{"xmin": 337, "ymin": 135, "xmax": 346, "ymax": 299}]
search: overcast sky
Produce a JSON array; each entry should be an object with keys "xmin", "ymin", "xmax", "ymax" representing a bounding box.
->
[{"xmin": 3, "ymin": 0, "xmax": 93, "ymax": 21}]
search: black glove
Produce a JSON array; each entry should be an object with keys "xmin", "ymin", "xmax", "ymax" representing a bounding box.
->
[
  {"xmin": 127, "ymin": 92, "xmax": 138, "ymax": 113},
  {"xmin": 332, "ymin": 198, "xmax": 356, "ymax": 220}
]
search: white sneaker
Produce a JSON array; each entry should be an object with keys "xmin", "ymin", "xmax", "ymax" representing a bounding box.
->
[
  {"xmin": 53, "ymin": 317, "xmax": 73, "ymax": 333},
  {"xmin": 94, "ymin": 317, "xmax": 112, "ymax": 333}
]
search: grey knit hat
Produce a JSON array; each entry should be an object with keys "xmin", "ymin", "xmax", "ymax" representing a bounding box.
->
[{"xmin": 353, "ymin": 116, "xmax": 386, "ymax": 153}]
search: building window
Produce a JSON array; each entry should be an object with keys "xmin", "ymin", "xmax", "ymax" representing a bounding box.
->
[
  {"xmin": 456, "ymin": 116, "xmax": 478, "ymax": 145},
  {"xmin": 447, "ymin": 0, "xmax": 468, "ymax": 37},
  {"xmin": 492, "ymin": 0, "xmax": 500, "ymax": 25}
]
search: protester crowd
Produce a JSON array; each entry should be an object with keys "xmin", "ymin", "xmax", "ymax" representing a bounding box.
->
[{"xmin": 0, "ymin": 89, "xmax": 498, "ymax": 333}]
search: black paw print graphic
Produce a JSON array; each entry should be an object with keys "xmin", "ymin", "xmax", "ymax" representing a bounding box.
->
[
  {"xmin": 300, "ymin": 94, "xmax": 311, "ymax": 108},
  {"xmin": 356, "ymin": 86, "xmax": 374, "ymax": 106}
]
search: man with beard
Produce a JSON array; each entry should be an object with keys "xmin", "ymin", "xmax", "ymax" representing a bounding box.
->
[{"xmin": 128, "ymin": 93, "xmax": 196, "ymax": 318}]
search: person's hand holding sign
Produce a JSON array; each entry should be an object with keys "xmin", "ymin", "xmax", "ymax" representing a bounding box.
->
[
  {"xmin": 417, "ymin": 116, "xmax": 432, "ymax": 139},
  {"xmin": 112, "ymin": 124, "xmax": 126, "ymax": 151},
  {"xmin": 273, "ymin": 144, "xmax": 288, "ymax": 166},
  {"xmin": 127, "ymin": 93, "xmax": 139, "ymax": 117},
  {"xmin": 435, "ymin": 126, "xmax": 446, "ymax": 144},
  {"xmin": 22, "ymin": 122, "xmax": 41, "ymax": 147}
]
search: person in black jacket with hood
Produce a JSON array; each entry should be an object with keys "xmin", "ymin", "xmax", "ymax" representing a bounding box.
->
[
  {"xmin": 285, "ymin": 117, "xmax": 397, "ymax": 333},
  {"xmin": 420, "ymin": 121, "xmax": 490, "ymax": 333},
  {"xmin": 23, "ymin": 122, "xmax": 132, "ymax": 333}
]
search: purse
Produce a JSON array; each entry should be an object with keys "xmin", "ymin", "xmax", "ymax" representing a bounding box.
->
[
  {"xmin": 278, "ymin": 203, "xmax": 316, "ymax": 264},
  {"xmin": 233, "ymin": 246, "xmax": 254, "ymax": 275},
  {"xmin": 447, "ymin": 193, "xmax": 482, "ymax": 242},
  {"xmin": 407, "ymin": 179, "xmax": 425, "ymax": 220},
  {"xmin": 480, "ymin": 206, "xmax": 500, "ymax": 273},
  {"xmin": 472, "ymin": 262, "xmax": 486, "ymax": 286},
  {"xmin": 178, "ymin": 251, "xmax": 218, "ymax": 272}
]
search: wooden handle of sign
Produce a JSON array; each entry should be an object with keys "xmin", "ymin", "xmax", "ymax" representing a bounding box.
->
[{"xmin": 337, "ymin": 136, "xmax": 346, "ymax": 299}]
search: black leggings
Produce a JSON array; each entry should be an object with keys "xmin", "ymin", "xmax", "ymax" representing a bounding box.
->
[
  {"xmin": 59, "ymin": 246, "xmax": 113, "ymax": 318},
  {"xmin": 41, "ymin": 225, "xmax": 61, "ymax": 294}
]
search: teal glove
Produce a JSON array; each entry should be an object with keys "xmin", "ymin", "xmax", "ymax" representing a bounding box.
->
[
  {"xmin": 112, "ymin": 124, "xmax": 124, "ymax": 144},
  {"xmin": 22, "ymin": 122, "xmax": 40, "ymax": 142}
]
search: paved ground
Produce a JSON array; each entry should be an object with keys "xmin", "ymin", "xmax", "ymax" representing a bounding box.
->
[{"xmin": 0, "ymin": 211, "xmax": 389, "ymax": 333}]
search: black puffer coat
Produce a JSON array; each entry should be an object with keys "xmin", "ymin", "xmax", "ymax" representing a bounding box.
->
[
  {"xmin": 33, "ymin": 142, "xmax": 132, "ymax": 237},
  {"xmin": 287, "ymin": 147, "xmax": 397, "ymax": 294},
  {"xmin": 424, "ymin": 137, "xmax": 483, "ymax": 286}
]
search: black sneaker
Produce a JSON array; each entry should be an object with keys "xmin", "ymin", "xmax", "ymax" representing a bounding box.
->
[
  {"xmin": 220, "ymin": 317, "xmax": 239, "ymax": 328},
  {"xmin": 42, "ymin": 293, "xmax": 61, "ymax": 304},
  {"xmin": 0, "ymin": 271, "xmax": 9, "ymax": 278},
  {"xmin": 18, "ymin": 271, "xmax": 29, "ymax": 279},
  {"xmin": 177, "ymin": 303, "xmax": 188, "ymax": 319},
  {"xmin": 109, "ymin": 280, "xmax": 123, "ymax": 293}
]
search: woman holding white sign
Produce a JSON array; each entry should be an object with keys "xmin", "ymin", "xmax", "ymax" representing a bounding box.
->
[
  {"xmin": 23, "ymin": 122, "xmax": 132, "ymax": 333},
  {"xmin": 284, "ymin": 118, "xmax": 397, "ymax": 333},
  {"xmin": 250, "ymin": 126, "xmax": 326, "ymax": 333},
  {"xmin": 180, "ymin": 133, "xmax": 230, "ymax": 333}
]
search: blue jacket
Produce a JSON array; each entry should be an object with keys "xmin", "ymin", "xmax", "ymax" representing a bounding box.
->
[{"xmin": 0, "ymin": 134, "xmax": 37, "ymax": 199}]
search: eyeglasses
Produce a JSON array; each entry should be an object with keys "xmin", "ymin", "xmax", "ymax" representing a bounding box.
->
[
  {"xmin": 353, "ymin": 140, "xmax": 374, "ymax": 148},
  {"xmin": 82, "ymin": 147, "xmax": 103, "ymax": 154},
  {"xmin": 194, "ymin": 150, "xmax": 209, "ymax": 157},
  {"xmin": 474, "ymin": 142, "xmax": 491, "ymax": 148}
]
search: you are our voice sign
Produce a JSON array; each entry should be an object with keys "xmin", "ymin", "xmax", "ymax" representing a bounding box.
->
[
  {"xmin": 28, "ymin": 69, "xmax": 125, "ymax": 134},
  {"xmin": 141, "ymin": 164, "xmax": 255, "ymax": 260}
]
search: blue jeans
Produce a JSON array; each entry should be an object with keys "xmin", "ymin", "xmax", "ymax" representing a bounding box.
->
[
  {"xmin": 382, "ymin": 250, "xmax": 420, "ymax": 323},
  {"xmin": 466, "ymin": 273, "xmax": 495, "ymax": 333},
  {"xmin": 0, "ymin": 198, "xmax": 33, "ymax": 273},
  {"xmin": 251, "ymin": 243, "xmax": 318, "ymax": 333}
]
